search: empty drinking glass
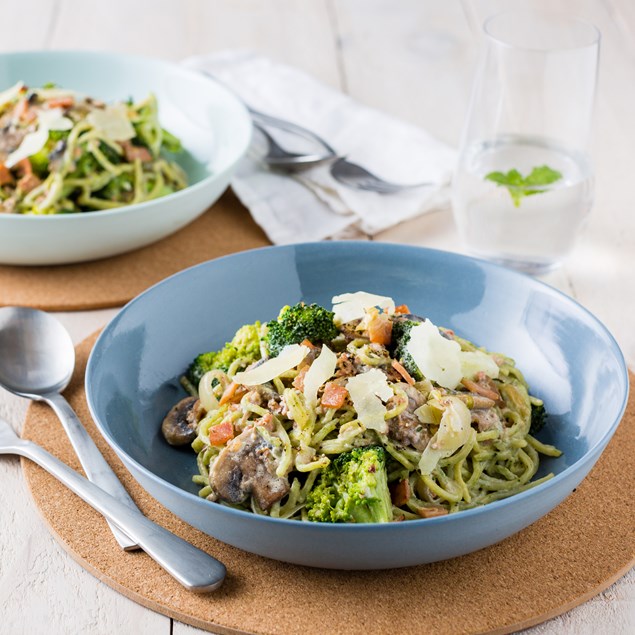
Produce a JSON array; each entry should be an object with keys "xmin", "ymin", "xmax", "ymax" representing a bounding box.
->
[{"xmin": 452, "ymin": 11, "xmax": 600, "ymax": 274}]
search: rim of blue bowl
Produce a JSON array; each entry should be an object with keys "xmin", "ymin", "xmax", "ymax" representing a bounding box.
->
[
  {"xmin": 86, "ymin": 241, "xmax": 630, "ymax": 531},
  {"xmin": 0, "ymin": 50, "xmax": 252, "ymax": 222}
]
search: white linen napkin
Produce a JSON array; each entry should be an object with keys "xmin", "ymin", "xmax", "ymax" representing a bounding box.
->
[{"xmin": 183, "ymin": 51, "xmax": 457, "ymax": 244}]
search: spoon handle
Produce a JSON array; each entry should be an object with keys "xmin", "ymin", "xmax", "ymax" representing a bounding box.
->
[
  {"xmin": 44, "ymin": 392, "xmax": 140, "ymax": 551},
  {"xmin": 16, "ymin": 438, "xmax": 226, "ymax": 592}
]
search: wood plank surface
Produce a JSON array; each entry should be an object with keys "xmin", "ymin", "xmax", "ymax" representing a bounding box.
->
[{"xmin": 0, "ymin": 1, "xmax": 633, "ymax": 634}]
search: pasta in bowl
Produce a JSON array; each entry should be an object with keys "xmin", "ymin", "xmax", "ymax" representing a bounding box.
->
[
  {"xmin": 86, "ymin": 243, "xmax": 628, "ymax": 569},
  {"xmin": 163, "ymin": 292, "xmax": 561, "ymax": 523},
  {"xmin": 0, "ymin": 50, "xmax": 251, "ymax": 265}
]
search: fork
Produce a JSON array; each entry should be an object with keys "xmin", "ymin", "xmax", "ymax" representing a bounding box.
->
[
  {"xmin": 203, "ymin": 70, "xmax": 432, "ymax": 193},
  {"xmin": 0, "ymin": 417, "xmax": 226, "ymax": 592}
]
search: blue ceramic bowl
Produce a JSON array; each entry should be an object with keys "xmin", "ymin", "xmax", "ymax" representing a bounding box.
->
[
  {"xmin": 0, "ymin": 51, "xmax": 251, "ymax": 265},
  {"xmin": 86, "ymin": 243, "xmax": 628, "ymax": 569}
]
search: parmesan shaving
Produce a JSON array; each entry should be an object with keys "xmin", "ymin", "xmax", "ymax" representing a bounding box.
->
[
  {"xmin": 5, "ymin": 128, "xmax": 49, "ymax": 168},
  {"xmin": 86, "ymin": 104, "xmax": 135, "ymax": 141},
  {"xmin": 303, "ymin": 345, "xmax": 337, "ymax": 408},
  {"xmin": 406, "ymin": 320, "xmax": 499, "ymax": 389},
  {"xmin": 406, "ymin": 319, "xmax": 463, "ymax": 389},
  {"xmin": 5, "ymin": 108, "xmax": 73, "ymax": 168},
  {"xmin": 418, "ymin": 396, "xmax": 472, "ymax": 475},
  {"xmin": 346, "ymin": 368, "xmax": 392, "ymax": 433},
  {"xmin": 460, "ymin": 350, "xmax": 500, "ymax": 381},
  {"xmin": 331, "ymin": 291, "xmax": 395, "ymax": 324},
  {"xmin": 233, "ymin": 345, "xmax": 309, "ymax": 386}
]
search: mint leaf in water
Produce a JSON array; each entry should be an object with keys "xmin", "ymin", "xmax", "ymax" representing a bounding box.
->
[{"xmin": 485, "ymin": 165, "xmax": 562, "ymax": 207}]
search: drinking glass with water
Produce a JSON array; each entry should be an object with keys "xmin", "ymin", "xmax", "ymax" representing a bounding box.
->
[{"xmin": 452, "ymin": 11, "xmax": 600, "ymax": 274}]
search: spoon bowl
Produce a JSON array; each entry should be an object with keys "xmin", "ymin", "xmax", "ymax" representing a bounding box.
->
[{"xmin": 0, "ymin": 307, "xmax": 75, "ymax": 398}]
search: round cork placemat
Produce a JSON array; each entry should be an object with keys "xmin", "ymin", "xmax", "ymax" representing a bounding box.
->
[
  {"xmin": 21, "ymin": 333, "xmax": 635, "ymax": 635},
  {"xmin": 0, "ymin": 190, "xmax": 269, "ymax": 312}
]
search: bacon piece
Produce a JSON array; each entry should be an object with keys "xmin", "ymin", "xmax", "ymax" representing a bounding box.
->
[
  {"xmin": 17, "ymin": 173, "xmax": 41, "ymax": 193},
  {"xmin": 46, "ymin": 96, "xmax": 74, "ymax": 109},
  {"xmin": 416, "ymin": 506, "xmax": 448, "ymax": 519},
  {"xmin": 461, "ymin": 377, "xmax": 501, "ymax": 404},
  {"xmin": 0, "ymin": 163, "xmax": 14, "ymax": 186},
  {"xmin": 292, "ymin": 366, "xmax": 308, "ymax": 391},
  {"xmin": 390, "ymin": 479, "xmax": 411, "ymax": 507},
  {"xmin": 120, "ymin": 140, "xmax": 153, "ymax": 163}
]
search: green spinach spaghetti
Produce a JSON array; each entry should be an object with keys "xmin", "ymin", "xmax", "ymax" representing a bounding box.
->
[
  {"xmin": 0, "ymin": 81, "xmax": 186, "ymax": 214},
  {"xmin": 161, "ymin": 291, "xmax": 561, "ymax": 523}
]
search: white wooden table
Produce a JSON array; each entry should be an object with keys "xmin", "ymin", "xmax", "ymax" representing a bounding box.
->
[{"xmin": 1, "ymin": 1, "xmax": 634, "ymax": 633}]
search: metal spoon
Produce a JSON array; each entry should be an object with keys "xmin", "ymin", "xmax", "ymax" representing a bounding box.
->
[
  {"xmin": 0, "ymin": 417, "xmax": 225, "ymax": 592},
  {"xmin": 201, "ymin": 70, "xmax": 432, "ymax": 191},
  {"xmin": 0, "ymin": 307, "xmax": 139, "ymax": 551},
  {"xmin": 253, "ymin": 122, "xmax": 336, "ymax": 170},
  {"xmin": 328, "ymin": 158, "xmax": 433, "ymax": 194}
]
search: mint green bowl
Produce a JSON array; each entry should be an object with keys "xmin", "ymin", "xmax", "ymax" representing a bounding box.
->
[{"xmin": 0, "ymin": 51, "xmax": 252, "ymax": 265}]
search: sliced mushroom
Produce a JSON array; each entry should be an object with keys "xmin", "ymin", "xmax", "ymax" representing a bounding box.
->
[
  {"xmin": 387, "ymin": 383, "xmax": 430, "ymax": 451},
  {"xmin": 161, "ymin": 396, "xmax": 204, "ymax": 446},
  {"xmin": 210, "ymin": 425, "xmax": 290, "ymax": 510}
]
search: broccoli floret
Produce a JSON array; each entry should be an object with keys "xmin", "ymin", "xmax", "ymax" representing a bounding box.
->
[
  {"xmin": 306, "ymin": 446, "xmax": 392, "ymax": 523},
  {"xmin": 187, "ymin": 322, "xmax": 262, "ymax": 386},
  {"xmin": 265, "ymin": 302, "xmax": 338, "ymax": 357},
  {"xmin": 530, "ymin": 403, "xmax": 547, "ymax": 435},
  {"xmin": 390, "ymin": 317, "xmax": 424, "ymax": 381}
]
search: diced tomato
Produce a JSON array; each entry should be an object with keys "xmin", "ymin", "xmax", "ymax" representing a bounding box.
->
[
  {"xmin": 292, "ymin": 366, "xmax": 308, "ymax": 391},
  {"xmin": 321, "ymin": 382, "xmax": 348, "ymax": 409},
  {"xmin": 0, "ymin": 164, "xmax": 14, "ymax": 186},
  {"xmin": 47, "ymin": 96, "xmax": 74, "ymax": 109},
  {"xmin": 368, "ymin": 311, "xmax": 392, "ymax": 345},
  {"xmin": 300, "ymin": 338, "xmax": 317, "ymax": 349},
  {"xmin": 390, "ymin": 479, "xmax": 411, "ymax": 507},
  {"xmin": 391, "ymin": 359, "xmax": 415, "ymax": 386},
  {"xmin": 394, "ymin": 304, "xmax": 410, "ymax": 314},
  {"xmin": 208, "ymin": 420, "xmax": 234, "ymax": 446}
]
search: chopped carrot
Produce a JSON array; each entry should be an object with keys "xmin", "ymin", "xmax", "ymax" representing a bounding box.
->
[
  {"xmin": 416, "ymin": 506, "xmax": 448, "ymax": 519},
  {"xmin": 292, "ymin": 366, "xmax": 308, "ymax": 391},
  {"xmin": 368, "ymin": 311, "xmax": 392, "ymax": 345},
  {"xmin": 208, "ymin": 420, "xmax": 234, "ymax": 446},
  {"xmin": 394, "ymin": 304, "xmax": 410, "ymax": 314},
  {"xmin": 0, "ymin": 163, "xmax": 14, "ymax": 186},
  {"xmin": 391, "ymin": 359, "xmax": 415, "ymax": 386},
  {"xmin": 47, "ymin": 96, "xmax": 74, "ymax": 109},
  {"xmin": 390, "ymin": 479, "xmax": 411, "ymax": 507},
  {"xmin": 461, "ymin": 378, "xmax": 500, "ymax": 403},
  {"xmin": 300, "ymin": 338, "xmax": 317, "ymax": 349},
  {"xmin": 219, "ymin": 382, "xmax": 245, "ymax": 405},
  {"xmin": 321, "ymin": 382, "xmax": 348, "ymax": 409}
]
